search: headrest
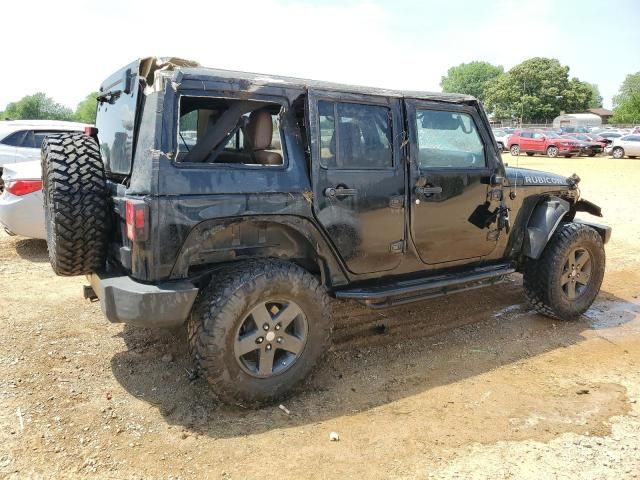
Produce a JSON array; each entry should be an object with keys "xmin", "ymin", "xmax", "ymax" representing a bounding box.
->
[{"xmin": 246, "ymin": 109, "xmax": 273, "ymax": 150}]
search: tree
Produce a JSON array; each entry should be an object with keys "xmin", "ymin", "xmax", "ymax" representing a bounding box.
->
[
  {"xmin": 0, "ymin": 92, "xmax": 74, "ymax": 121},
  {"xmin": 611, "ymin": 72, "xmax": 640, "ymax": 124},
  {"xmin": 484, "ymin": 57, "xmax": 594, "ymax": 122},
  {"xmin": 74, "ymin": 92, "xmax": 99, "ymax": 124},
  {"xmin": 586, "ymin": 83, "xmax": 603, "ymax": 109},
  {"xmin": 440, "ymin": 61, "xmax": 504, "ymax": 102}
]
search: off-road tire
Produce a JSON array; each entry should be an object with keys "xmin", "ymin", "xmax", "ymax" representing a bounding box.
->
[
  {"xmin": 41, "ymin": 133, "xmax": 110, "ymax": 276},
  {"xmin": 523, "ymin": 222, "xmax": 605, "ymax": 320},
  {"xmin": 187, "ymin": 259, "xmax": 332, "ymax": 406}
]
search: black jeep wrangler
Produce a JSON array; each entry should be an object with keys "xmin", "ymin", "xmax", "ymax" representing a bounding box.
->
[{"xmin": 41, "ymin": 57, "xmax": 610, "ymax": 405}]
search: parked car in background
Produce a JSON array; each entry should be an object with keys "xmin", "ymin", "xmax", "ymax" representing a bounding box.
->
[
  {"xmin": 562, "ymin": 134, "xmax": 604, "ymax": 156},
  {"xmin": 598, "ymin": 131, "xmax": 625, "ymax": 142},
  {"xmin": 0, "ymin": 161, "xmax": 45, "ymax": 239},
  {"xmin": 0, "ymin": 120, "xmax": 89, "ymax": 190},
  {"xmin": 508, "ymin": 130, "xmax": 580, "ymax": 158},
  {"xmin": 492, "ymin": 128, "xmax": 511, "ymax": 151},
  {"xmin": 585, "ymin": 133, "xmax": 611, "ymax": 146},
  {"xmin": 609, "ymin": 135, "xmax": 640, "ymax": 159}
]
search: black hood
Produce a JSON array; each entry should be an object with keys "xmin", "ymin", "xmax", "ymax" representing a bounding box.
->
[{"xmin": 505, "ymin": 166, "xmax": 569, "ymax": 187}]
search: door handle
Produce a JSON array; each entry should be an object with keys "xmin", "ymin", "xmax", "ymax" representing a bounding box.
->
[
  {"xmin": 415, "ymin": 186, "xmax": 442, "ymax": 195},
  {"xmin": 324, "ymin": 187, "xmax": 358, "ymax": 198}
]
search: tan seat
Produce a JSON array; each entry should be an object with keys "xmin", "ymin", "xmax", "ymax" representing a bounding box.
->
[{"xmin": 245, "ymin": 110, "xmax": 283, "ymax": 165}]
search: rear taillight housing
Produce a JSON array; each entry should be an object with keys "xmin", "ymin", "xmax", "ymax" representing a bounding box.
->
[
  {"xmin": 5, "ymin": 180, "xmax": 42, "ymax": 196},
  {"xmin": 125, "ymin": 199, "xmax": 149, "ymax": 242}
]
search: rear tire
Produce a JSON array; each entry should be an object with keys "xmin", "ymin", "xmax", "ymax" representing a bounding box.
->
[
  {"xmin": 188, "ymin": 259, "xmax": 332, "ymax": 406},
  {"xmin": 41, "ymin": 133, "xmax": 110, "ymax": 276},
  {"xmin": 523, "ymin": 223, "xmax": 605, "ymax": 320},
  {"xmin": 510, "ymin": 145, "xmax": 520, "ymax": 156}
]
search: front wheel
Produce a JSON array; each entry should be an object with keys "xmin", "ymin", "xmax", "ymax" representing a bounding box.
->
[
  {"xmin": 510, "ymin": 145, "xmax": 520, "ymax": 156},
  {"xmin": 524, "ymin": 223, "xmax": 605, "ymax": 320},
  {"xmin": 188, "ymin": 259, "xmax": 332, "ymax": 406},
  {"xmin": 612, "ymin": 147, "xmax": 625, "ymax": 159},
  {"xmin": 546, "ymin": 146, "xmax": 559, "ymax": 158}
]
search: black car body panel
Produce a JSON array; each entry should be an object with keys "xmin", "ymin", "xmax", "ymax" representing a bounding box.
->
[{"xmin": 88, "ymin": 58, "xmax": 609, "ymax": 326}]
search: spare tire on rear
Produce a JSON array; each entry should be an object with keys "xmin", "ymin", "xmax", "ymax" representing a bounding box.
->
[{"xmin": 41, "ymin": 133, "xmax": 110, "ymax": 276}]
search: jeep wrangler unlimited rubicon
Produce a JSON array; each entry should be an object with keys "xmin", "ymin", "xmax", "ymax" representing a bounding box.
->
[{"xmin": 41, "ymin": 57, "xmax": 610, "ymax": 406}]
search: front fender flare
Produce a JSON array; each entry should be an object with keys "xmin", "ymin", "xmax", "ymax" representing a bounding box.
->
[{"xmin": 524, "ymin": 197, "xmax": 570, "ymax": 259}]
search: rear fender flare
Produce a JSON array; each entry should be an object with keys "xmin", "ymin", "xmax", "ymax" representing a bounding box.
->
[
  {"xmin": 524, "ymin": 197, "xmax": 570, "ymax": 259},
  {"xmin": 169, "ymin": 215, "xmax": 349, "ymax": 288}
]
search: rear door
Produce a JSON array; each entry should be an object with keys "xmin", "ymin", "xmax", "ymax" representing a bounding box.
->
[
  {"xmin": 405, "ymin": 100, "xmax": 501, "ymax": 264},
  {"xmin": 307, "ymin": 90, "xmax": 406, "ymax": 275},
  {"xmin": 519, "ymin": 131, "xmax": 533, "ymax": 151},
  {"xmin": 531, "ymin": 131, "xmax": 547, "ymax": 152}
]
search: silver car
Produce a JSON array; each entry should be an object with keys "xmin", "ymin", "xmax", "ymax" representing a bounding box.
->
[
  {"xmin": 0, "ymin": 160, "xmax": 45, "ymax": 239},
  {"xmin": 610, "ymin": 135, "xmax": 640, "ymax": 159}
]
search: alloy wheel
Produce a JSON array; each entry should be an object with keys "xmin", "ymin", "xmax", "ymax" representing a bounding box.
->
[
  {"xmin": 560, "ymin": 247, "xmax": 592, "ymax": 300},
  {"xmin": 234, "ymin": 299, "xmax": 309, "ymax": 378}
]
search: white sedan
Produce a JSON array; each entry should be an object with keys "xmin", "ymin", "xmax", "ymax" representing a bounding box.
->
[
  {"xmin": 0, "ymin": 161, "xmax": 45, "ymax": 239},
  {"xmin": 609, "ymin": 135, "xmax": 640, "ymax": 159}
]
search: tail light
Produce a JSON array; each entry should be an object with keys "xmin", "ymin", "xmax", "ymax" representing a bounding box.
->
[
  {"xmin": 125, "ymin": 199, "xmax": 149, "ymax": 242},
  {"xmin": 5, "ymin": 180, "xmax": 42, "ymax": 196}
]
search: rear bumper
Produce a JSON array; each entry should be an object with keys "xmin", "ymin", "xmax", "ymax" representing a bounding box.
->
[{"xmin": 89, "ymin": 272, "xmax": 199, "ymax": 328}]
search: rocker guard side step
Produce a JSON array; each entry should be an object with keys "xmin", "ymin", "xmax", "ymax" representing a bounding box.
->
[{"xmin": 334, "ymin": 264, "xmax": 516, "ymax": 309}]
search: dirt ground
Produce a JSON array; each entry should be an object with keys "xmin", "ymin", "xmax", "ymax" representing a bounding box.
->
[{"xmin": 1, "ymin": 155, "xmax": 639, "ymax": 479}]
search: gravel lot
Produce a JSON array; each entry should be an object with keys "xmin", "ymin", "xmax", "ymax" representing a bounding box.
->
[{"xmin": 1, "ymin": 155, "xmax": 639, "ymax": 479}]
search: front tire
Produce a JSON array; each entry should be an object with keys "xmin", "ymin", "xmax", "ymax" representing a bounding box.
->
[
  {"xmin": 188, "ymin": 259, "xmax": 332, "ymax": 406},
  {"xmin": 546, "ymin": 146, "xmax": 559, "ymax": 158},
  {"xmin": 524, "ymin": 223, "xmax": 605, "ymax": 320},
  {"xmin": 612, "ymin": 147, "xmax": 624, "ymax": 159}
]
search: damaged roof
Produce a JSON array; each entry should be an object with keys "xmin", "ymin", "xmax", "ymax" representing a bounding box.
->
[{"xmin": 144, "ymin": 57, "xmax": 476, "ymax": 104}]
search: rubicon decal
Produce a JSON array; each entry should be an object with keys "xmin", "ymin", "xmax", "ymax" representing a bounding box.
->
[{"xmin": 524, "ymin": 176, "xmax": 566, "ymax": 185}]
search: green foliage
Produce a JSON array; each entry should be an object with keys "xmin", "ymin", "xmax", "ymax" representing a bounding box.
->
[
  {"xmin": 440, "ymin": 61, "xmax": 504, "ymax": 102},
  {"xmin": 0, "ymin": 92, "xmax": 74, "ymax": 121},
  {"xmin": 611, "ymin": 72, "xmax": 640, "ymax": 124},
  {"xmin": 586, "ymin": 83, "xmax": 603, "ymax": 109},
  {"xmin": 484, "ymin": 57, "xmax": 594, "ymax": 122},
  {"xmin": 74, "ymin": 92, "xmax": 99, "ymax": 124}
]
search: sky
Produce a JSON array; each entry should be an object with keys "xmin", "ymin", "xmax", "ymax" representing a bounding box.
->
[{"xmin": 1, "ymin": 0, "xmax": 639, "ymax": 111}]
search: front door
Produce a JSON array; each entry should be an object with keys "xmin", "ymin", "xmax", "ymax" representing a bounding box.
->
[
  {"xmin": 308, "ymin": 91, "xmax": 405, "ymax": 275},
  {"xmin": 405, "ymin": 100, "xmax": 501, "ymax": 265}
]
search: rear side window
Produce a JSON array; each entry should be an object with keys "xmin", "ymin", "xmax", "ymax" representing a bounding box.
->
[
  {"xmin": 520, "ymin": 131, "xmax": 533, "ymax": 139},
  {"xmin": 318, "ymin": 100, "xmax": 393, "ymax": 169},
  {"xmin": 415, "ymin": 109, "xmax": 485, "ymax": 169},
  {"xmin": 176, "ymin": 96, "xmax": 284, "ymax": 166},
  {"xmin": 0, "ymin": 130, "xmax": 29, "ymax": 147}
]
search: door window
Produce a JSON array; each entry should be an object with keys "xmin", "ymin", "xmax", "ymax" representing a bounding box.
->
[
  {"xmin": 0, "ymin": 130, "xmax": 29, "ymax": 147},
  {"xmin": 318, "ymin": 100, "xmax": 392, "ymax": 169},
  {"xmin": 415, "ymin": 109, "xmax": 485, "ymax": 169}
]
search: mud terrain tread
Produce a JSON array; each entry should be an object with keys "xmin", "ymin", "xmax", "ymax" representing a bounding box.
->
[
  {"xmin": 187, "ymin": 259, "xmax": 332, "ymax": 406},
  {"xmin": 41, "ymin": 133, "xmax": 110, "ymax": 276},
  {"xmin": 523, "ymin": 222, "xmax": 604, "ymax": 320}
]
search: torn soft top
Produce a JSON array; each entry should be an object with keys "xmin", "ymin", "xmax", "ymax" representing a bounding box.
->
[{"xmin": 128, "ymin": 56, "xmax": 476, "ymax": 104}]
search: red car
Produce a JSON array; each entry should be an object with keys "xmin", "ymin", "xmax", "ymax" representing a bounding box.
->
[{"xmin": 508, "ymin": 130, "xmax": 581, "ymax": 158}]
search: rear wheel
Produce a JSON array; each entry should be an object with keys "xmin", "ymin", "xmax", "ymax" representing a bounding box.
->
[
  {"xmin": 588, "ymin": 153, "xmax": 596, "ymax": 157},
  {"xmin": 188, "ymin": 259, "xmax": 332, "ymax": 406},
  {"xmin": 612, "ymin": 147, "xmax": 625, "ymax": 159},
  {"xmin": 524, "ymin": 223, "xmax": 605, "ymax": 320},
  {"xmin": 546, "ymin": 146, "xmax": 559, "ymax": 158},
  {"xmin": 41, "ymin": 133, "xmax": 110, "ymax": 276},
  {"xmin": 510, "ymin": 145, "xmax": 520, "ymax": 156}
]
